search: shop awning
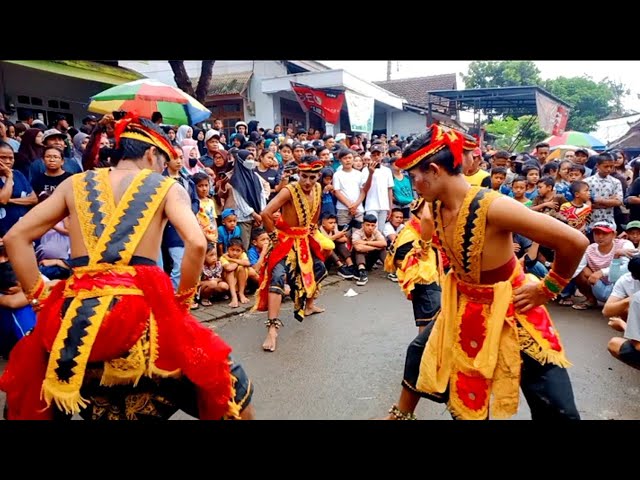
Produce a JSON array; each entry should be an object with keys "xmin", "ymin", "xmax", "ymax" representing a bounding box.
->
[{"xmin": 3, "ymin": 60, "xmax": 145, "ymax": 86}]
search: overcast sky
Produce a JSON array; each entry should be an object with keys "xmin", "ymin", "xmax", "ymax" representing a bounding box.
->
[{"xmin": 321, "ymin": 61, "xmax": 640, "ymax": 112}]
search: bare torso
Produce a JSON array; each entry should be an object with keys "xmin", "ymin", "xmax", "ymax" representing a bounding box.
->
[
  {"xmin": 65, "ymin": 169, "xmax": 170, "ymax": 261},
  {"xmin": 279, "ymin": 184, "xmax": 317, "ymax": 228},
  {"xmin": 439, "ymin": 201, "xmax": 515, "ymax": 275}
]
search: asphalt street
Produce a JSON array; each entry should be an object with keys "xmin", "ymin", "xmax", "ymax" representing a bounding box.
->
[{"xmin": 2, "ymin": 269, "xmax": 639, "ymax": 420}]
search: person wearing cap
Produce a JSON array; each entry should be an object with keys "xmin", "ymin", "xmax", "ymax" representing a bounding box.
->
[
  {"xmin": 383, "ymin": 123, "xmax": 588, "ymax": 421},
  {"xmin": 624, "ymin": 220, "xmax": 640, "ymax": 248},
  {"xmin": 199, "ymin": 129, "xmax": 224, "ymax": 170},
  {"xmin": 252, "ymin": 159, "xmax": 328, "ymax": 352},
  {"xmin": 571, "ymin": 220, "xmax": 636, "ymax": 310},
  {"xmin": 603, "ymin": 256, "xmax": 640, "ymax": 323},
  {"xmin": 0, "ymin": 113, "xmax": 255, "ymax": 420}
]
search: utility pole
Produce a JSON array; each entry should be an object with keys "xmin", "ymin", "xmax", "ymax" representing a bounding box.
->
[{"xmin": 386, "ymin": 61, "xmax": 392, "ymax": 81}]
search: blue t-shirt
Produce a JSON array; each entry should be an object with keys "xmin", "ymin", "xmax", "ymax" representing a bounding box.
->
[
  {"xmin": 321, "ymin": 191, "xmax": 337, "ymax": 217},
  {"xmin": 392, "ymin": 174, "xmax": 414, "ymax": 206},
  {"xmin": 217, "ymin": 225, "xmax": 242, "ymax": 251},
  {"xmin": 247, "ymin": 246, "xmax": 260, "ymax": 266},
  {"xmin": 0, "ymin": 170, "xmax": 33, "ymax": 234}
]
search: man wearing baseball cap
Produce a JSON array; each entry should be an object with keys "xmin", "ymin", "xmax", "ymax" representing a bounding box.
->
[
  {"xmin": 200, "ymin": 130, "xmax": 223, "ymax": 168},
  {"xmin": 625, "ymin": 221, "xmax": 640, "ymax": 249}
]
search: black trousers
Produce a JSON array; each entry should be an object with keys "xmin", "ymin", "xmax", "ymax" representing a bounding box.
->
[{"xmin": 402, "ymin": 320, "xmax": 581, "ymax": 420}]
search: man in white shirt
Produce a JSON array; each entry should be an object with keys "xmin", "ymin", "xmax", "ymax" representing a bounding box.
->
[
  {"xmin": 361, "ymin": 145, "xmax": 394, "ymax": 232},
  {"xmin": 332, "ymin": 149, "xmax": 374, "ymax": 233},
  {"xmin": 603, "ymin": 256, "xmax": 640, "ymax": 320}
]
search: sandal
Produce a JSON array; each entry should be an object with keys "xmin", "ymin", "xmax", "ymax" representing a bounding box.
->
[
  {"xmin": 200, "ymin": 298, "xmax": 213, "ymax": 307},
  {"xmin": 557, "ymin": 298, "xmax": 573, "ymax": 306},
  {"xmin": 572, "ymin": 302, "xmax": 596, "ymax": 310}
]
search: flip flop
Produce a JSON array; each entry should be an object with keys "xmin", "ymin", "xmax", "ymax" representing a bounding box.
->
[
  {"xmin": 200, "ymin": 298, "xmax": 213, "ymax": 307},
  {"xmin": 572, "ymin": 302, "xmax": 596, "ymax": 310}
]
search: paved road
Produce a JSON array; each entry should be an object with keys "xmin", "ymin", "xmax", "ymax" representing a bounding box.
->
[{"xmin": 2, "ymin": 269, "xmax": 640, "ymax": 420}]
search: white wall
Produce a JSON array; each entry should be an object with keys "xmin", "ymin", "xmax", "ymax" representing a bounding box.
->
[
  {"xmin": 1, "ymin": 62, "xmax": 113, "ymax": 128},
  {"xmin": 246, "ymin": 61, "xmax": 287, "ymax": 125},
  {"xmin": 388, "ymin": 110, "xmax": 426, "ymax": 137}
]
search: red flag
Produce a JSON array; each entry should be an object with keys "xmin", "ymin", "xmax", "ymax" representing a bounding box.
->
[
  {"xmin": 552, "ymin": 105, "xmax": 569, "ymax": 136},
  {"xmin": 290, "ymin": 81, "xmax": 345, "ymax": 124}
]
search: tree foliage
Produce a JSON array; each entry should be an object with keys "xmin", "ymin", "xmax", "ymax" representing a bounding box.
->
[
  {"xmin": 462, "ymin": 61, "xmax": 542, "ymax": 89},
  {"xmin": 462, "ymin": 61, "xmax": 627, "ymax": 137},
  {"xmin": 543, "ymin": 76, "xmax": 613, "ymax": 132},
  {"xmin": 484, "ymin": 116, "xmax": 547, "ymax": 152}
]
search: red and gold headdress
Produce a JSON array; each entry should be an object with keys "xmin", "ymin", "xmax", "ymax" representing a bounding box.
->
[
  {"xmin": 298, "ymin": 161, "xmax": 324, "ymax": 173},
  {"xmin": 114, "ymin": 112, "xmax": 178, "ymax": 160},
  {"xmin": 396, "ymin": 124, "xmax": 467, "ymax": 170}
]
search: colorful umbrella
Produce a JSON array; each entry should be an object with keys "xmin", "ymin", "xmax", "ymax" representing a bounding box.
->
[
  {"xmin": 546, "ymin": 145, "xmax": 597, "ymax": 162},
  {"xmin": 88, "ymin": 79, "xmax": 211, "ymax": 126},
  {"xmin": 542, "ymin": 131, "xmax": 606, "ymax": 150}
]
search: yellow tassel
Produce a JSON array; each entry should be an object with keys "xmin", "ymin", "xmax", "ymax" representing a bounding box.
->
[{"xmin": 40, "ymin": 382, "xmax": 90, "ymax": 415}]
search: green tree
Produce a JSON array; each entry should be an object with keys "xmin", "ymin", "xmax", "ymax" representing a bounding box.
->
[
  {"xmin": 602, "ymin": 78, "xmax": 630, "ymax": 117},
  {"xmin": 484, "ymin": 116, "xmax": 547, "ymax": 152},
  {"xmin": 543, "ymin": 76, "xmax": 613, "ymax": 132},
  {"xmin": 462, "ymin": 61, "xmax": 542, "ymax": 89}
]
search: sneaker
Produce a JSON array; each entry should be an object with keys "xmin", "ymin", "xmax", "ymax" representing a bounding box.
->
[
  {"xmin": 356, "ymin": 269, "xmax": 368, "ymax": 286},
  {"xmin": 387, "ymin": 273, "xmax": 398, "ymax": 282},
  {"xmin": 349, "ymin": 265, "xmax": 359, "ymax": 277},
  {"xmin": 337, "ymin": 265, "xmax": 355, "ymax": 280}
]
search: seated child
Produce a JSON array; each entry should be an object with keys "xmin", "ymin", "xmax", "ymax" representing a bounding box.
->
[
  {"xmin": 247, "ymin": 228, "xmax": 270, "ymax": 287},
  {"xmin": 221, "ymin": 237, "xmax": 251, "ymax": 308},
  {"xmin": 319, "ymin": 213, "xmax": 355, "ymax": 279},
  {"xmin": 217, "ymin": 208, "xmax": 242, "ymax": 255},
  {"xmin": 198, "ymin": 243, "xmax": 230, "ymax": 307}
]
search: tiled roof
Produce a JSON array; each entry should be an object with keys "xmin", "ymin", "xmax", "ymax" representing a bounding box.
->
[
  {"xmin": 191, "ymin": 71, "xmax": 253, "ymax": 97},
  {"xmin": 374, "ymin": 73, "xmax": 457, "ymax": 109}
]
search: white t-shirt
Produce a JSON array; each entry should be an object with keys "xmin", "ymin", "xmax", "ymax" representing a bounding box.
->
[
  {"xmin": 611, "ymin": 272, "xmax": 640, "ymax": 299},
  {"xmin": 333, "ymin": 168, "xmax": 365, "ymax": 212},
  {"xmin": 361, "ymin": 166, "xmax": 394, "ymax": 211},
  {"xmin": 383, "ymin": 222, "xmax": 404, "ymax": 239}
]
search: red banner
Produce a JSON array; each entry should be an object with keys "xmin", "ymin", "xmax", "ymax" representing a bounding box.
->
[
  {"xmin": 290, "ymin": 81, "xmax": 345, "ymax": 125},
  {"xmin": 552, "ymin": 105, "xmax": 569, "ymax": 136}
]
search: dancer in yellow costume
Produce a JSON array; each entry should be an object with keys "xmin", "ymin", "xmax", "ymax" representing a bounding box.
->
[
  {"xmin": 253, "ymin": 160, "xmax": 328, "ymax": 352},
  {"xmin": 387, "ymin": 124, "xmax": 588, "ymax": 420},
  {"xmin": 0, "ymin": 115, "xmax": 254, "ymax": 420}
]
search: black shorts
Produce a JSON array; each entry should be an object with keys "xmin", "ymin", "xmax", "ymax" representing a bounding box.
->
[
  {"xmin": 618, "ymin": 340, "xmax": 640, "ymax": 369},
  {"xmin": 411, "ymin": 283, "xmax": 442, "ymax": 327},
  {"xmin": 401, "ymin": 320, "xmax": 448, "ymax": 403},
  {"xmin": 269, "ymin": 254, "xmax": 328, "ymax": 297},
  {"xmin": 52, "ymin": 356, "xmax": 253, "ymax": 421}
]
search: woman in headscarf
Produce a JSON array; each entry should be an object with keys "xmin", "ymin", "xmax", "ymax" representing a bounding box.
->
[
  {"xmin": 71, "ymin": 132, "xmax": 89, "ymax": 171},
  {"xmin": 193, "ymin": 127, "xmax": 207, "ymax": 156},
  {"xmin": 220, "ymin": 149, "xmax": 267, "ymax": 250},
  {"xmin": 14, "ymin": 128, "xmax": 44, "ymax": 177},
  {"xmin": 176, "ymin": 125, "xmax": 193, "ymax": 146},
  {"xmin": 181, "ymin": 145, "xmax": 206, "ymax": 176}
]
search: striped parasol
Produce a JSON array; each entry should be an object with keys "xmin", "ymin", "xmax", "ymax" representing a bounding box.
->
[{"xmin": 88, "ymin": 78, "xmax": 211, "ymax": 126}]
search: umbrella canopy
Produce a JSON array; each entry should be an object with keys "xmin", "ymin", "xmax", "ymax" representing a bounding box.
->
[
  {"xmin": 88, "ymin": 78, "xmax": 211, "ymax": 126},
  {"xmin": 546, "ymin": 144, "xmax": 597, "ymax": 162},
  {"xmin": 543, "ymin": 131, "xmax": 606, "ymax": 150}
]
